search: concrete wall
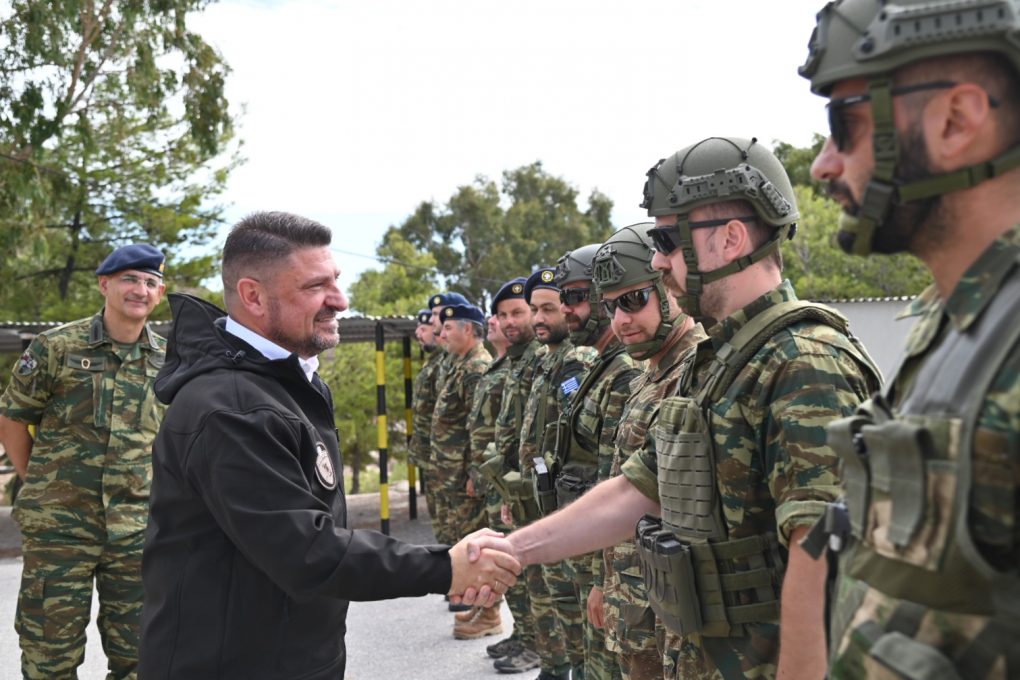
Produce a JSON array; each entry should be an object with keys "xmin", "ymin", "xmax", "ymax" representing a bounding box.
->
[{"xmin": 826, "ymin": 299, "xmax": 917, "ymax": 379}]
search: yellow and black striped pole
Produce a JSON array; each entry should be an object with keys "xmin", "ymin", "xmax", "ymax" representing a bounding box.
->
[
  {"xmin": 402, "ymin": 335, "xmax": 417, "ymax": 520},
  {"xmin": 375, "ymin": 322, "xmax": 390, "ymax": 535}
]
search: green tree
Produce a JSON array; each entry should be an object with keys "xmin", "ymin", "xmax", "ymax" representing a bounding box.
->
[
  {"xmin": 0, "ymin": 0, "xmax": 239, "ymax": 321},
  {"xmin": 396, "ymin": 161, "xmax": 614, "ymax": 305},
  {"xmin": 347, "ymin": 229, "xmax": 438, "ymax": 315}
]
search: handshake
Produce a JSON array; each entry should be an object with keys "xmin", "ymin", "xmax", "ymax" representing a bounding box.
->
[{"xmin": 447, "ymin": 529, "xmax": 524, "ymax": 607}]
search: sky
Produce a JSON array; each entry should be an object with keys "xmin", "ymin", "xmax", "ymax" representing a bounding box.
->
[{"xmin": 189, "ymin": 0, "xmax": 832, "ymax": 295}]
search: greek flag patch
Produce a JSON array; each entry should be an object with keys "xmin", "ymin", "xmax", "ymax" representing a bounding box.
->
[{"xmin": 560, "ymin": 376, "xmax": 580, "ymax": 396}]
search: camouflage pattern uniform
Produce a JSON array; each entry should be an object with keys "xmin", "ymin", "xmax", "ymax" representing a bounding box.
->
[
  {"xmin": 491, "ymin": 337, "xmax": 542, "ymax": 648},
  {"xmin": 467, "ymin": 352, "xmax": 511, "ymax": 535},
  {"xmin": 519, "ymin": 341, "xmax": 597, "ymax": 676},
  {"xmin": 601, "ymin": 326, "xmax": 705, "ymax": 680},
  {"xmin": 826, "ymin": 227, "xmax": 1020, "ymax": 679},
  {"xmin": 556, "ymin": 339, "xmax": 644, "ymax": 680},
  {"xmin": 410, "ymin": 347, "xmax": 444, "ymax": 523},
  {"xmin": 430, "ymin": 343, "xmax": 491, "ymax": 545},
  {"xmin": 0, "ymin": 312, "xmax": 166, "ymax": 679},
  {"xmin": 622, "ymin": 282, "xmax": 880, "ymax": 679}
]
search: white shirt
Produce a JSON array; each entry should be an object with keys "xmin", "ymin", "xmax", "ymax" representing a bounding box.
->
[{"xmin": 224, "ymin": 316, "xmax": 320, "ymax": 383}]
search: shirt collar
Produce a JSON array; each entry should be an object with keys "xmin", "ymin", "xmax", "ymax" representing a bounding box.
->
[
  {"xmin": 224, "ymin": 316, "xmax": 319, "ymax": 382},
  {"xmin": 942, "ymin": 224, "xmax": 1020, "ymax": 332},
  {"xmin": 708, "ymin": 279, "xmax": 796, "ymax": 351}
]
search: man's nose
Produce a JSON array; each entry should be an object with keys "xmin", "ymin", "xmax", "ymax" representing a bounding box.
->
[{"xmin": 810, "ymin": 136, "xmax": 842, "ymax": 183}]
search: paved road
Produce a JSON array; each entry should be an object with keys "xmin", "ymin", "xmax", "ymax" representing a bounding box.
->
[{"xmin": 0, "ymin": 500, "xmax": 517, "ymax": 679}]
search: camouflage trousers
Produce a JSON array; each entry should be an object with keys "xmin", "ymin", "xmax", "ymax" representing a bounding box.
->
[
  {"xmin": 563, "ymin": 553, "xmax": 621, "ymax": 680},
  {"xmin": 542, "ymin": 560, "xmax": 585, "ymax": 671},
  {"xmin": 604, "ymin": 569, "xmax": 663, "ymax": 680},
  {"xmin": 486, "ymin": 495, "xmax": 535, "ymax": 648},
  {"xmin": 17, "ymin": 532, "xmax": 144, "ymax": 680},
  {"xmin": 526, "ymin": 562, "xmax": 570, "ymax": 674}
]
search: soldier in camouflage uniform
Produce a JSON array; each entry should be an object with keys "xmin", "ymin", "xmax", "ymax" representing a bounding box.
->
[
  {"xmin": 431, "ymin": 304, "xmax": 491, "ymax": 550},
  {"xmin": 584, "ymin": 226, "xmax": 704, "ymax": 680},
  {"xmin": 801, "ymin": 2, "xmax": 1020, "ymax": 676},
  {"xmin": 545, "ymin": 242, "xmax": 645, "ymax": 680},
  {"xmin": 455, "ymin": 314, "xmax": 513, "ymax": 640},
  {"xmin": 410, "ymin": 304, "xmax": 443, "ymax": 527},
  {"xmin": 0, "ymin": 244, "xmax": 168, "ymax": 679},
  {"xmin": 483, "ymin": 277, "xmax": 542, "ymax": 671},
  {"xmin": 499, "ymin": 267, "xmax": 597, "ymax": 680},
  {"xmin": 485, "ymin": 139, "xmax": 881, "ymax": 680}
]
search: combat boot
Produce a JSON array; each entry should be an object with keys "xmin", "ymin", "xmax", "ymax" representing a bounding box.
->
[
  {"xmin": 534, "ymin": 672, "xmax": 570, "ymax": 680},
  {"xmin": 486, "ymin": 634, "xmax": 524, "ymax": 659},
  {"xmin": 453, "ymin": 604, "xmax": 502, "ymax": 639},
  {"xmin": 493, "ymin": 647, "xmax": 540, "ymax": 673},
  {"xmin": 454, "ymin": 605, "xmax": 479, "ymax": 623}
]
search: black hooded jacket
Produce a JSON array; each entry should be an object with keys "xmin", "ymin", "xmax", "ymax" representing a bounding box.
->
[{"xmin": 139, "ymin": 294, "xmax": 451, "ymax": 679}]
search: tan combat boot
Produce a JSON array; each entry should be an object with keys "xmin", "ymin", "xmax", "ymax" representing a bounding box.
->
[
  {"xmin": 454, "ymin": 606, "xmax": 480, "ymax": 623},
  {"xmin": 453, "ymin": 604, "xmax": 503, "ymax": 640}
]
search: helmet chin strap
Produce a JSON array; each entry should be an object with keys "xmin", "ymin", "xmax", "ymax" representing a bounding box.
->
[
  {"xmin": 839, "ymin": 76, "xmax": 1020, "ymax": 256},
  {"xmin": 569, "ymin": 281, "xmax": 611, "ymax": 346},
  {"xmin": 623, "ymin": 279, "xmax": 682, "ymax": 360},
  {"xmin": 672, "ymin": 214, "xmax": 794, "ymax": 323}
]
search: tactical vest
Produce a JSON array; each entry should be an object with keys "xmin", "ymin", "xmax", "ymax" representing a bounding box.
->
[
  {"xmin": 533, "ymin": 344, "xmax": 629, "ymax": 515},
  {"xmin": 823, "ymin": 259, "xmax": 1020, "ymax": 679},
  {"xmin": 637, "ymin": 300, "xmax": 880, "ymax": 638}
]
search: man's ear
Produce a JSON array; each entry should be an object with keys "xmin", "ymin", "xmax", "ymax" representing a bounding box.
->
[
  {"xmin": 720, "ymin": 218, "xmax": 753, "ymax": 263},
  {"xmin": 927, "ymin": 82, "xmax": 996, "ymax": 169},
  {"xmin": 235, "ymin": 277, "xmax": 268, "ymax": 319}
]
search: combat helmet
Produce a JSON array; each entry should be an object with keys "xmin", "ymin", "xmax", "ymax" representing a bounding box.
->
[
  {"xmin": 553, "ymin": 243, "xmax": 608, "ymax": 345},
  {"xmin": 641, "ymin": 136, "xmax": 798, "ymax": 321},
  {"xmin": 593, "ymin": 223, "xmax": 680, "ymax": 359},
  {"xmin": 799, "ymin": 0, "xmax": 1020, "ymax": 255}
]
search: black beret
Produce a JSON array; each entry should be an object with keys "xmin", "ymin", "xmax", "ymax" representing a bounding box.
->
[
  {"xmin": 491, "ymin": 277, "xmax": 528, "ymax": 315},
  {"xmin": 440, "ymin": 303, "xmax": 485, "ymax": 327},
  {"xmin": 427, "ymin": 291, "xmax": 470, "ymax": 309},
  {"xmin": 96, "ymin": 244, "xmax": 165, "ymax": 277},
  {"xmin": 416, "ymin": 309, "xmax": 432, "ymax": 325},
  {"xmin": 524, "ymin": 267, "xmax": 558, "ymax": 303}
]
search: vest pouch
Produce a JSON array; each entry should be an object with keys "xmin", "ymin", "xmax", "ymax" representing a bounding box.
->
[
  {"xmin": 858, "ymin": 416, "xmax": 959, "ymax": 572},
  {"xmin": 532, "ymin": 456, "xmax": 559, "ymax": 517},
  {"xmin": 554, "ymin": 464, "xmax": 596, "ymax": 508},
  {"xmin": 833, "ymin": 622, "xmax": 964, "ymax": 680},
  {"xmin": 503, "ymin": 471, "xmax": 541, "ymax": 524},
  {"xmin": 636, "ymin": 515, "xmax": 704, "ymax": 636},
  {"xmin": 543, "ymin": 419, "xmax": 568, "ymax": 465}
]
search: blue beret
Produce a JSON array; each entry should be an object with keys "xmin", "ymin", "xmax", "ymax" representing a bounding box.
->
[
  {"xmin": 427, "ymin": 291, "xmax": 470, "ymax": 310},
  {"xmin": 96, "ymin": 244, "xmax": 165, "ymax": 277},
  {"xmin": 524, "ymin": 267, "xmax": 558, "ymax": 303},
  {"xmin": 491, "ymin": 277, "xmax": 528, "ymax": 315},
  {"xmin": 416, "ymin": 309, "xmax": 432, "ymax": 325},
  {"xmin": 440, "ymin": 303, "xmax": 485, "ymax": 327}
]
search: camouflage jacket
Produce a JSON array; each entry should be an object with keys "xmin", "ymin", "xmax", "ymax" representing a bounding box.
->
[
  {"xmin": 518, "ymin": 340, "xmax": 597, "ymax": 475},
  {"xmin": 409, "ymin": 348, "xmax": 443, "ymax": 467},
  {"xmin": 430, "ymin": 343, "xmax": 491, "ymax": 495},
  {"xmin": 601, "ymin": 324, "xmax": 705, "ymax": 654},
  {"xmin": 1, "ymin": 311, "xmax": 166, "ymax": 540},
  {"xmin": 468, "ymin": 351, "xmax": 511, "ymax": 496},
  {"xmin": 828, "ymin": 225, "xmax": 1020, "ymax": 679},
  {"xmin": 564, "ymin": 337, "xmax": 644, "ymax": 481},
  {"xmin": 491, "ymin": 339, "xmax": 542, "ymax": 472},
  {"xmin": 622, "ymin": 281, "xmax": 880, "ymax": 678}
]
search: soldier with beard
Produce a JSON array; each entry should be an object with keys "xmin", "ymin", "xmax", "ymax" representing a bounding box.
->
[
  {"xmin": 497, "ymin": 268, "xmax": 597, "ymax": 680},
  {"xmin": 542, "ymin": 243, "xmax": 645, "ymax": 680},
  {"xmin": 801, "ymin": 1, "xmax": 1020, "ymax": 676},
  {"xmin": 480, "ymin": 277, "xmax": 543, "ymax": 672}
]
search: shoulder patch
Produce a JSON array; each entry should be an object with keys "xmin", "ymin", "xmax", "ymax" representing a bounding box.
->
[
  {"xmin": 314, "ymin": 442, "xmax": 338, "ymax": 490},
  {"xmin": 16, "ymin": 351, "xmax": 38, "ymax": 376}
]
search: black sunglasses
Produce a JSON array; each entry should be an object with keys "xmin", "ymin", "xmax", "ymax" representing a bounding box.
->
[
  {"xmin": 559, "ymin": 288, "xmax": 589, "ymax": 306},
  {"xmin": 647, "ymin": 216, "xmax": 759, "ymax": 255},
  {"xmin": 827, "ymin": 80, "xmax": 1000, "ymax": 152},
  {"xmin": 600, "ymin": 285, "xmax": 656, "ymax": 316}
]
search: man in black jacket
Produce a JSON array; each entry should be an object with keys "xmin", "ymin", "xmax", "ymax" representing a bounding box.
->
[{"xmin": 139, "ymin": 211, "xmax": 519, "ymax": 679}]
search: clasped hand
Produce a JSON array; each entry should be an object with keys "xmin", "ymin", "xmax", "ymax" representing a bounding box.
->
[{"xmin": 447, "ymin": 529, "xmax": 521, "ymax": 608}]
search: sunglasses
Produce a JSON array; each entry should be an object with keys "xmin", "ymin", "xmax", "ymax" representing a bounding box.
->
[
  {"xmin": 827, "ymin": 80, "xmax": 1000, "ymax": 152},
  {"xmin": 600, "ymin": 285, "xmax": 656, "ymax": 316},
  {"xmin": 559, "ymin": 288, "xmax": 589, "ymax": 306},
  {"xmin": 647, "ymin": 216, "xmax": 759, "ymax": 255}
]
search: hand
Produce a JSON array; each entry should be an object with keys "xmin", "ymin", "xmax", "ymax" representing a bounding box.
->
[
  {"xmin": 448, "ymin": 529, "xmax": 521, "ymax": 608},
  {"xmin": 500, "ymin": 503, "xmax": 513, "ymax": 526},
  {"xmin": 466, "ymin": 478, "xmax": 476, "ymax": 498},
  {"xmin": 587, "ymin": 586, "xmax": 605, "ymax": 629}
]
